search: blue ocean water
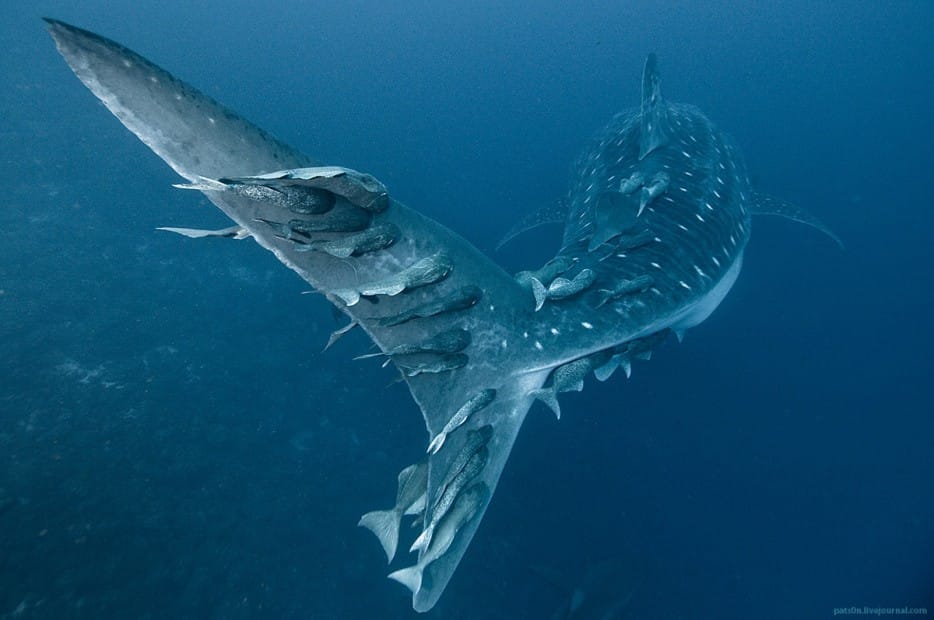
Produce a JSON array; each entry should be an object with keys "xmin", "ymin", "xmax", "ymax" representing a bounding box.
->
[{"xmin": 1, "ymin": 2, "xmax": 932, "ymax": 618}]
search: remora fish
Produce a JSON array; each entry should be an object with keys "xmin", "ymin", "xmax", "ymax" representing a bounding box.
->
[
  {"xmin": 358, "ymin": 461, "xmax": 428, "ymax": 563},
  {"xmin": 227, "ymin": 166, "xmax": 390, "ymax": 213},
  {"xmin": 294, "ymin": 223, "xmax": 399, "ymax": 258},
  {"xmin": 412, "ymin": 445, "xmax": 489, "ymax": 554},
  {"xmin": 376, "ymin": 285, "xmax": 483, "ymax": 327},
  {"xmin": 427, "ymin": 389, "xmax": 497, "ymax": 455},
  {"xmin": 155, "ymin": 225, "xmax": 249, "ymax": 239},
  {"xmin": 388, "ymin": 482, "xmax": 489, "ymax": 596},
  {"xmin": 331, "ymin": 253, "xmax": 452, "ymax": 306},
  {"xmin": 396, "ymin": 353, "xmax": 469, "ymax": 377},
  {"xmin": 355, "ymin": 328, "xmax": 471, "ymax": 361},
  {"xmin": 46, "ymin": 21, "xmax": 839, "ymax": 612}
]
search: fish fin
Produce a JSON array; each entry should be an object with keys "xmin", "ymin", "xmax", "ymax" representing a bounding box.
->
[
  {"xmin": 639, "ymin": 53, "xmax": 671, "ymax": 159},
  {"xmin": 496, "ymin": 199, "xmax": 569, "ymax": 251},
  {"xmin": 404, "ymin": 492, "xmax": 426, "ymax": 517},
  {"xmin": 388, "ymin": 566, "xmax": 423, "ymax": 595},
  {"xmin": 156, "ymin": 225, "xmax": 246, "ymax": 239},
  {"xmin": 410, "ymin": 526, "xmax": 432, "ymax": 554},
  {"xmin": 593, "ymin": 357, "xmax": 618, "ymax": 382},
  {"xmin": 324, "ymin": 320, "xmax": 358, "ymax": 352},
  {"xmin": 750, "ymin": 192, "xmax": 843, "ymax": 249},
  {"xmin": 329, "ymin": 246, "xmax": 354, "ymax": 259},
  {"xmin": 396, "ymin": 463, "xmax": 419, "ymax": 491},
  {"xmin": 530, "ymin": 388, "xmax": 561, "ymax": 420},
  {"xmin": 171, "ymin": 176, "xmax": 228, "ymax": 191},
  {"xmin": 590, "ymin": 192, "xmax": 638, "ymax": 251},
  {"xmin": 426, "ymin": 432, "xmax": 446, "ymax": 455},
  {"xmin": 331, "ymin": 289, "xmax": 361, "ymax": 307},
  {"xmin": 621, "ymin": 358, "xmax": 632, "ymax": 379},
  {"xmin": 358, "ymin": 509, "xmax": 401, "ymax": 563},
  {"xmin": 531, "ymin": 277, "xmax": 547, "ymax": 312}
]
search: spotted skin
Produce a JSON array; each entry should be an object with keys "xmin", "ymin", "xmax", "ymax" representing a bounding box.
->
[{"xmin": 46, "ymin": 22, "xmax": 768, "ymax": 614}]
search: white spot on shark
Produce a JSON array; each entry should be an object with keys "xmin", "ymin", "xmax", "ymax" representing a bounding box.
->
[{"xmin": 581, "ymin": 321, "xmax": 594, "ymax": 329}]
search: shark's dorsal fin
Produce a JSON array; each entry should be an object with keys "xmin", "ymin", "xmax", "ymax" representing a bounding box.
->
[
  {"xmin": 639, "ymin": 53, "xmax": 670, "ymax": 160},
  {"xmin": 750, "ymin": 191, "xmax": 844, "ymax": 248}
]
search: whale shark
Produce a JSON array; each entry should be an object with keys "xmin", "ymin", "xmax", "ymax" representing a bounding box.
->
[{"xmin": 45, "ymin": 19, "xmax": 838, "ymax": 613}]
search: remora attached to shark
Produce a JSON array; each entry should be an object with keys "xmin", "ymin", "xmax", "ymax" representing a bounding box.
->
[{"xmin": 45, "ymin": 19, "xmax": 838, "ymax": 613}]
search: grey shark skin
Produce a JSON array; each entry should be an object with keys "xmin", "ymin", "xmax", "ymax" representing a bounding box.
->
[{"xmin": 45, "ymin": 21, "xmax": 830, "ymax": 613}]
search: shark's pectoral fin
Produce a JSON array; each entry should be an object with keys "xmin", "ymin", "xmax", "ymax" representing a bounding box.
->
[
  {"xmin": 750, "ymin": 191, "xmax": 843, "ymax": 249},
  {"xmin": 496, "ymin": 199, "xmax": 569, "ymax": 251}
]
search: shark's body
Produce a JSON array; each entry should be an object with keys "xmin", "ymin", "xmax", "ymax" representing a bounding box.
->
[{"xmin": 45, "ymin": 20, "xmax": 836, "ymax": 613}]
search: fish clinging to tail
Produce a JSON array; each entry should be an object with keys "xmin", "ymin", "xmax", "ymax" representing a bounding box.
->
[{"xmin": 45, "ymin": 19, "xmax": 838, "ymax": 612}]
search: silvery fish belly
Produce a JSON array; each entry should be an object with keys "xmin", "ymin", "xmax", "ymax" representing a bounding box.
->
[{"xmin": 47, "ymin": 20, "xmax": 833, "ymax": 613}]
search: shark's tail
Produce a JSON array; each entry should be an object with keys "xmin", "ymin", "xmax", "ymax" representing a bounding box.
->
[{"xmin": 43, "ymin": 18, "xmax": 569, "ymax": 614}]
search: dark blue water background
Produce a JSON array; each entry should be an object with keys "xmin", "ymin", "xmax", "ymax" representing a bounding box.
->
[{"xmin": 1, "ymin": 2, "xmax": 931, "ymax": 618}]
